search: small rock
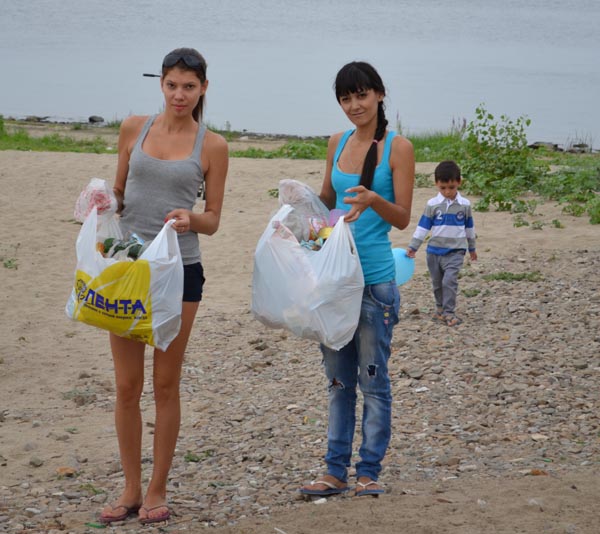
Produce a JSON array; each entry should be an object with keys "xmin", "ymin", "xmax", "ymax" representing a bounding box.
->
[
  {"xmin": 407, "ymin": 368, "xmax": 424, "ymax": 379},
  {"xmin": 25, "ymin": 507, "xmax": 41, "ymax": 517},
  {"xmin": 435, "ymin": 456, "xmax": 461, "ymax": 467}
]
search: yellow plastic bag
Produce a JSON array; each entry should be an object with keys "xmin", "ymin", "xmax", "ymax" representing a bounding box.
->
[{"xmin": 65, "ymin": 207, "xmax": 183, "ymax": 350}]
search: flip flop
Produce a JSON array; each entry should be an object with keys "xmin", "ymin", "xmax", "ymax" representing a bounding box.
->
[
  {"xmin": 355, "ymin": 480, "xmax": 385, "ymax": 497},
  {"xmin": 139, "ymin": 504, "xmax": 171, "ymax": 525},
  {"xmin": 299, "ymin": 478, "xmax": 349, "ymax": 496},
  {"xmin": 99, "ymin": 503, "xmax": 141, "ymax": 524}
]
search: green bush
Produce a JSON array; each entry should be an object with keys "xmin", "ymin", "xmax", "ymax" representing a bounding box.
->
[
  {"xmin": 274, "ymin": 140, "xmax": 326, "ymax": 159},
  {"xmin": 460, "ymin": 104, "xmax": 546, "ymax": 211},
  {"xmin": 534, "ymin": 166, "xmax": 600, "ymax": 223},
  {"xmin": 586, "ymin": 195, "xmax": 600, "ymax": 224},
  {"xmin": 230, "ymin": 146, "xmax": 273, "ymax": 158}
]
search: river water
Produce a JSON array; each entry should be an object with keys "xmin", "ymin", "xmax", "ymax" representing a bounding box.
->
[{"xmin": 1, "ymin": 0, "xmax": 598, "ymax": 145}]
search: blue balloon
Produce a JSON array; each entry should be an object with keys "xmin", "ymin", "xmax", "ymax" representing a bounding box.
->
[{"xmin": 392, "ymin": 247, "xmax": 415, "ymax": 286}]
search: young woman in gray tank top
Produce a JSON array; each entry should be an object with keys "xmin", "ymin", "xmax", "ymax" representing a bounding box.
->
[{"xmin": 99, "ymin": 48, "xmax": 229, "ymax": 525}]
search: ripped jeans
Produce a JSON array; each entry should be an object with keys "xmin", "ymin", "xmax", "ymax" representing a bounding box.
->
[{"xmin": 320, "ymin": 281, "xmax": 400, "ymax": 483}]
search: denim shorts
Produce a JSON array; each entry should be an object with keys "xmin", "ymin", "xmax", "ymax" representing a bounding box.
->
[{"xmin": 183, "ymin": 262, "xmax": 205, "ymax": 302}]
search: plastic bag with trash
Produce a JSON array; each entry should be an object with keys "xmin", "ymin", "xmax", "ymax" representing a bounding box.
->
[{"xmin": 251, "ymin": 203, "xmax": 363, "ymax": 350}]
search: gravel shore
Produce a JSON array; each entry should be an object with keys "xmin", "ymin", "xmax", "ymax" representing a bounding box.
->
[{"xmin": 0, "ymin": 150, "xmax": 598, "ymax": 533}]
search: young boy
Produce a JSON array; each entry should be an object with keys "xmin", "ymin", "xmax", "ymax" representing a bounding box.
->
[{"xmin": 407, "ymin": 160, "xmax": 477, "ymax": 326}]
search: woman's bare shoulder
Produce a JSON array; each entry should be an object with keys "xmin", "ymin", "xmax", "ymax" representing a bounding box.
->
[
  {"xmin": 326, "ymin": 131, "xmax": 346, "ymax": 151},
  {"xmin": 329, "ymin": 131, "xmax": 346, "ymax": 143},
  {"xmin": 390, "ymin": 133, "xmax": 415, "ymax": 163},
  {"xmin": 119, "ymin": 115, "xmax": 150, "ymax": 137},
  {"xmin": 204, "ymin": 128, "xmax": 229, "ymax": 152},
  {"xmin": 391, "ymin": 133, "xmax": 414, "ymax": 151}
]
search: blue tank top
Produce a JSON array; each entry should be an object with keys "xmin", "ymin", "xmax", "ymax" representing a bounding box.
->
[
  {"xmin": 120, "ymin": 115, "xmax": 206, "ymax": 265},
  {"xmin": 331, "ymin": 129, "xmax": 396, "ymax": 285}
]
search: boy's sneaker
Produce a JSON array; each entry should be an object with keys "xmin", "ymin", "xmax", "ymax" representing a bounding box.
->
[{"xmin": 445, "ymin": 316, "xmax": 463, "ymax": 327}]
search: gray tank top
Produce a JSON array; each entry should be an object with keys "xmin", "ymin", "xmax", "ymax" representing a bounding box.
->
[{"xmin": 120, "ymin": 115, "xmax": 206, "ymax": 265}]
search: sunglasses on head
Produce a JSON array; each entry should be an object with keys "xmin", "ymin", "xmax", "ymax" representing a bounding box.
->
[{"xmin": 162, "ymin": 53, "xmax": 204, "ymax": 70}]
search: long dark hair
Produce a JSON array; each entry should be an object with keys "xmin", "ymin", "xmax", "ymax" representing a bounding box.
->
[
  {"xmin": 335, "ymin": 61, "xmax": 388, "ymax": 189},
  {"xmin": 161, "ymin": 47, "xmax": 207, "ymax": 121}
]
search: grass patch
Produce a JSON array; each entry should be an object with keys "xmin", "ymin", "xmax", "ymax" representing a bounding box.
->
[
  {"xmin": 184, "ymin": 449, "xmax": 215, "ymax": 462},
  {"xmin": 1, "ymin": 242, "xmax": 20, "ymax": 270},
  {"xmin": 462, "ymin": 288, "xmax": 481, "ymax": 297},
  {"xmin": 0, "ymin": 132, "xmax": 113, "ymax": 153},
  {"xmin": 513, "ymin": 214, "xmax": 530, "ymax": 228},
  {"xmin": 80, "ymin": 483, "xmax": 105, "ymax": 495},
  {"xmin": 414, "ymin": 172, "xmax": 433, "ymax": 188},
  {"xmin": 62, "ymin": 388, "xmax": 97, "ymax": 406},
  {"xmin": 3, "ymin": 258, "xmax": 17, "ymax": 269},
  {"xmin": 231, "ymin": 138, "xmax": 328, "ymax": 159},
  {"xmin": 482, "ymin": 271, "xmax": 543, "ymax": 282},
  {"xmin": 410, "ymin": 131, "xmax": 463, "ymax": 162},
  {"xmin": 0, "ymin": 117, "xmax": 113, "ymax": 153}
]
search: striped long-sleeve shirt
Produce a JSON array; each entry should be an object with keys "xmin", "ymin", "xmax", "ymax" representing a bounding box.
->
[{"xmin": 408, "ymin": 192, "xmax": 476, "ymax": 255}]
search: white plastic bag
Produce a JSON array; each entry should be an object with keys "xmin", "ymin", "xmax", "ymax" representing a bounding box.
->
[
  {"xmin": 251, "ymin": 204, "xmax": 364, "ymax": 350},
  {"xmin": 65, "ymin": 207, "xmax": 184, "ymax": 351}
]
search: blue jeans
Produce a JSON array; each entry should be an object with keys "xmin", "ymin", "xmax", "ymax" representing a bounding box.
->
[{"xmin": 320, "ymin": 281, "xmax": 400, "ymax": 483}]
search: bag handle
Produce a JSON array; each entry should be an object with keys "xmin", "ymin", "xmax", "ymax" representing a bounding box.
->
[
  {"xmin": 322, "ymin": 214, "xmax": 359, "ymax": 256},
  {"xmin": 139, "ymin": 219, "xmax": 180, "ymax": 261}
]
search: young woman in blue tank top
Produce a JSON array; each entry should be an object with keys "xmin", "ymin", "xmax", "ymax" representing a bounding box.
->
[
  {"xmin": 99, "ymin": 48, "xmax": 229, "ymax": 525},
  {"xmin": 300, "ymin": 62, "xmax": 415, "ymax": 498}
]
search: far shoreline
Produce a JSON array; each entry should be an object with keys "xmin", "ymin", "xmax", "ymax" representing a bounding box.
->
[
  {"xmin": 2, "ymin": 114, "xmax": 328, "ymax": 143},
  {"xmin": 3, "ymin": 114, "xmax": 594, "ymax": 151}
]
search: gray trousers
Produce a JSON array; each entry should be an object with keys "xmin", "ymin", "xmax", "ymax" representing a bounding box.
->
[{"xmin": 426, "ymin": 251, "xmax": 465, "ymax": 317}]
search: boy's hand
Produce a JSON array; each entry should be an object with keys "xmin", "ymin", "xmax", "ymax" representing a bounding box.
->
[
  {"xmin": 406, "ymin": 248, "xmax": 416, "ymax": 259},
  {"xmin": 469, "ymin": 251, "xmax": 478, "ymax": 261}
]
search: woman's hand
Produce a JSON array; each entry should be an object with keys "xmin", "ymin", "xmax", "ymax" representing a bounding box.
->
[
  {"xmin": 342, "ymin": 186, "xmax": 375, "ymax": 222},
  {"xmin": 165, "ymin": 209, "xmax": 192, "ymax": 234}
]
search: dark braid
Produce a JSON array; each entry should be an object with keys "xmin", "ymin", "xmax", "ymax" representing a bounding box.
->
[{"xmin": 359, "ymin": 102, "xmax": 388, "ymax": 190}]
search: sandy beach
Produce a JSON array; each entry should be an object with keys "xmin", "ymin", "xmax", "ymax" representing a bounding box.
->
[{"xmin": 0, "ymin": 145, "xmax": 598, "ymax": 533}]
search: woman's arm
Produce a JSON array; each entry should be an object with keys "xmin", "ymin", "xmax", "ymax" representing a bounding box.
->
[
  {"xmin": 188, "ymin": 130, "xmax": 229, "ymax": 235},
  {"xmin": 319, "ymin": 133, "xmax": 343, "ymax": 210}
]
